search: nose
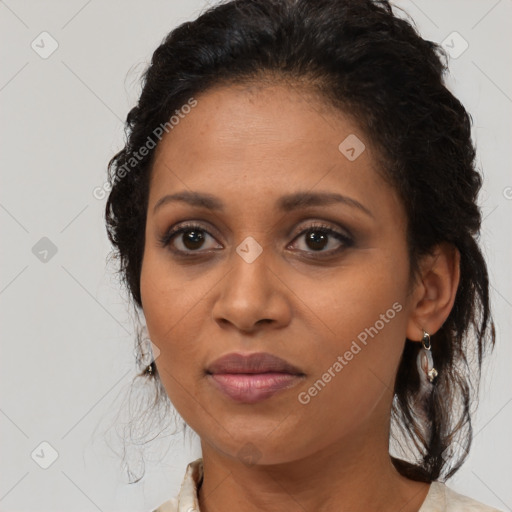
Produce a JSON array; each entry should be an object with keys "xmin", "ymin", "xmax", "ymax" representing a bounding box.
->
[{"xmin": 211, "ymin": 245, "xmax": 292, "ymax": 334}]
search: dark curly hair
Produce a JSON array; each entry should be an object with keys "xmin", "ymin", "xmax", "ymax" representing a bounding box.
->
[{"xmin": 104, "ymin": 0, "xmax": 495, "ymax": 483}]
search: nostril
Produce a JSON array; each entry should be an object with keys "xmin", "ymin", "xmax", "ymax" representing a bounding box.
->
[{"xmin": 256, "ymin": 319, "xmax": 273, "ymax": 325}]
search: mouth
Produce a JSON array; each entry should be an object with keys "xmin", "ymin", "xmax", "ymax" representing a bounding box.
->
[{"xmin": 206, "ymin": 352, "xmax": 306, "ymax": 403}]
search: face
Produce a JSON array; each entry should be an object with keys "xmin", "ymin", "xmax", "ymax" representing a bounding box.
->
[{"xmin": 140, "ymin": 82, "xmax": 415, "ymax": 465}]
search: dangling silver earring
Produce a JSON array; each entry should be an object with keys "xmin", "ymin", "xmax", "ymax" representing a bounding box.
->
[
  {"xmin": 417, "ymin": 330, "xmax": 438, "ymax": 384},
  {"xmin": 139, "ymin": 332, "xmax": 157, "ymax": 377}
]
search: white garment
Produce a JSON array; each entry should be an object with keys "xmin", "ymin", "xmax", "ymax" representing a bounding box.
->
[{"xmin": 151, "ymin": 458, "xmax": 502, "ymax": 512}]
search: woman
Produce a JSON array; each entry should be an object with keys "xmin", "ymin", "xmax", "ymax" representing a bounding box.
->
[{"xmin": 104, "ymin": 0, "xmax": 500, "ymax": 510}]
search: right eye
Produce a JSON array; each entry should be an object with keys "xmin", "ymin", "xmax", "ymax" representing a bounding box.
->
[{"xmin": 158, "ymin": 223, "xmax": 223, "ymax": 255}]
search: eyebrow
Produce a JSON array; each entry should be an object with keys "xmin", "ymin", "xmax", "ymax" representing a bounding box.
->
[{"xmin": 153, "ymin": 190, "xmax": 373, "ymax": 218}]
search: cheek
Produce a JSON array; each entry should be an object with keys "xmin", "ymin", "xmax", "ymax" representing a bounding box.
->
[
  {"xmin": 140, "ymin": 219, "xmax": 222, "ymax": 423},
  {"xmin": 289, "ymin": 285, "xmax": 408, "ymax": 450},
  {"xmin": 290, "ymin": 255, "xmax": 410, "ymax": 411},
  {"xmin": 293, "ymin": 252, "xmax": 408, "ymax": 349},
  {"xmin": 140, "ymin": 245, "xmax": 207, "ymax": 335},
  {"xmin": 139, "ymin": 250, "xmax": 216, "ymax": 402}
]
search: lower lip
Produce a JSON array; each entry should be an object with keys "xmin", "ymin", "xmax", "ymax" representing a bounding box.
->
[{"xmin": 207, "ymin": 373, "xmax": 304, "ymax": 403}]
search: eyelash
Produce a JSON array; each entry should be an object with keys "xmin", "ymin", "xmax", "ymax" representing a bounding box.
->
[{"xmin": 158, "ymin": 221, "xmax": 354, "ymax": 258}]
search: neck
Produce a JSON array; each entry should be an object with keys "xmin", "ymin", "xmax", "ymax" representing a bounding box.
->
[{"xmin": 197, "ymin": 418, "xmax": 431, "ymax": 512}]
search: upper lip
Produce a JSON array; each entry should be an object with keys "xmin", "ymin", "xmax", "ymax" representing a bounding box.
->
[{"xmin": 206, "ymin": 352, "xmax": 304, "ymax": 375}]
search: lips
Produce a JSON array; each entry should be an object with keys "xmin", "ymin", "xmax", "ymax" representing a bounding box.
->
[
  {"xmin": 206, "ymin": 352, "xmax": 304, "ymax": 375},
  {"xmin": 206, "ymin": 352, "xmax": 305, "ymax": 403}
]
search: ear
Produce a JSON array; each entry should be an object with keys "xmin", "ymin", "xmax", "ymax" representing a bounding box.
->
[{"xmin": 405, "ymin": 242, "xmax": 460, "ymax": 342}]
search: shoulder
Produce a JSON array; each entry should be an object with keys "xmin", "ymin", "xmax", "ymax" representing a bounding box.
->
[
  {"xmin": 420, "ymin": 481, "xmax": 503, "ymax": 512},
  {"xmin": 149, "ymin": 458, "xmax": 203, "ymax": 512}
]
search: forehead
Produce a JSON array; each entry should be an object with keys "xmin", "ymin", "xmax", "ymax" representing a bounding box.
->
[{"xmin": 148, "ymin": 82, "xmax": 400, "ymax": 219}]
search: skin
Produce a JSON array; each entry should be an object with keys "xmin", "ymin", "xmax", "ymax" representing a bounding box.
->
[{"xmin": 140, "ymin": 81, "xmax": 460, "ymax": 512}]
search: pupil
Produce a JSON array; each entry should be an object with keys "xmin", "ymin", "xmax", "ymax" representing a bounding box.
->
[
  {"xmin": 183, "ymin": 230, "xmax": 204, "ymax": 250},
  {"xmin": 306, "ymin": 230, "xmax": 327, "ymax": 251}
]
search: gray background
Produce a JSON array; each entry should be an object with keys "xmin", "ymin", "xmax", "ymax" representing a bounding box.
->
[{"xmin": 1, "ymin": 1, "xmax": 511, "ymax": 511}]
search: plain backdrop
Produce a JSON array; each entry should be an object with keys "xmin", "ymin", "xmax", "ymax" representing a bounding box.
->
[{"xmin": 1, "ymin": 1, "xmax": 511, "ymax": 511}]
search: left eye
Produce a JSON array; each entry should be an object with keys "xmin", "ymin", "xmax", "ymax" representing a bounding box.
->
[{"xmin": 289, "ymin": 224, "xmax": 353, "ymax": 254}]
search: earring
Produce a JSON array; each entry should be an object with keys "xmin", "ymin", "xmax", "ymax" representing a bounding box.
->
[
  {"xmin": 417, "ymin": 330, "xmax": 438, "ymax": 384},
  {"xmin": 140, "ymin": 334, "xmax": 156, "ymax": 377}
]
